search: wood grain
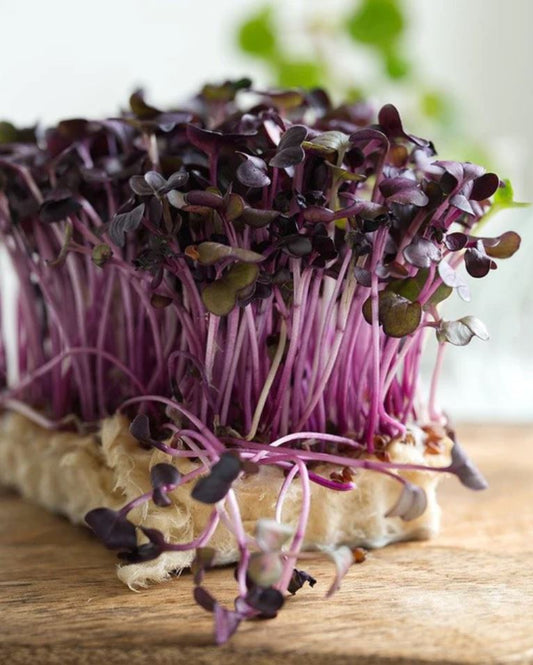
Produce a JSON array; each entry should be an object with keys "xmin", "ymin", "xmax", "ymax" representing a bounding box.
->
[{"xmin": 1, "ymin": 424, "xmax": 532, "ymax": 665}]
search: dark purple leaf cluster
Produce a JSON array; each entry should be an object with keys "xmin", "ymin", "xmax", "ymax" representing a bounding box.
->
[
  {"xmin": 191, "ymin": 453, "xmax": 242, "ymax": 504},
  {"xmin": 0, "ymin": 80, "xmax": 520, "ymax": 645},
  {"xmin": 0, "ymin": 81, "xmax": 518, "ymax": 434}
]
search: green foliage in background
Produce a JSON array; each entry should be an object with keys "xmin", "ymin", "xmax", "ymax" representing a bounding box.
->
[
  {"xmin": 237, "ymin": 0, "xmax": 416, "ymax": 89},
  {"xmin": 234, "ymin": 0, "xmax": 490, "ymax": 167}
]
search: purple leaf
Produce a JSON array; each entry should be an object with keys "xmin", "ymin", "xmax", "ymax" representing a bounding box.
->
[
  {"xmin": 85, "ymin": 508, "xmax": 137, "ymax": 550},
  {"xmin": 154, "ymin": 112, "xmax": 193, "ymax": 132},
  {"xmin": 144, "ymin": 171, "xmax": 167, "ymax": 193},
  {"xmin": 236, "ymin": 154, "xmax": 271, "ymax": 188},
  {"xmin": 129, "ymin": 175, "xmax": 153, "ymax": 196},
  {"xmin": 448, "ymin": 440, "xmax": 488, "ymax": 490},
  {"xmin": 129, "ymin": 413, "xmax": 152, "ymax": 442},
  {"xmin": 470, "ymin": 173, "xmax": 500, "ymax": 200},
  {"xmin": 186, "ymin": 124, "xmax": 223, "ymax": 154},
  {"xmin": 280, "ymin": 235, "xmax": 313, "ymax": 258},
  {"xmin": 450, "ymin": 194, "xmax": 474, "ymax": 216},
  {"xmin": 386, "ymin": 483, "xmax": 427, "ymax": 521},
  {"xmin": 349, "ymin": 127, "xmax": 389, "ymax": 152},
  {"xmin": 117, "ymin": 542, "xmax": 161, "ymax": 564},
  {"xmin": 354, "ymin": 266, "xmax": 372, "ymax": 287},
  {"xmin": 444, "ymin": 232, "xmax": 468, "ymax": 251},
  {"xmin": 302, "ymin": 206, "xmax": 335, "ymax": 223},
  {"xmin": 118, "ymin": 526, "xmax": 167, "ymax": 563},
  {"xmin": 194, "ymin": 586, "xmax": 217, "ymax": 612},
  {"xmin": 378, "ymin": 104, "xmax": 404, "ymax": 138},
  {"xmin": 108, "ymin": 203, "xmax": 145, "ymax": 248},
  {"xmin": 380, "ymin": 177, "xmax": 428, "ymax": 207},
  {"xmin": 288, "ymin": 569, "xmax": 317, "ymax": 595},
  {"xmin": 279, "ymin": 125, "xmax": 308, "ymax": 148},
  {"xmin": 211, "ymin": 453, "xmax": 242, "ymax": 483},
  {"xmin": 164, "ymin": 170, "xmax": 189, "ymax": 191},
  {"xmin": 434, "ymin": 160, "xmax": 464, "ymax": 185},
  {"xmin": 150, "ymin": 463, "xmax": 181, "ymax": 490},
  {"xmin": 214, "ymin": 604, "xmax": 242, "ymax": 645},
  {"xmin": 244, "ymin": 586, "xmax": 284, "ymax": 618},
  {"xmin": 39, "ymin": 192, "xmax": 81, "ymax": 224},
  {"xmin": 270, "ymin": 145, "xmax": 305, "ymax": 169},
  {"xmin": 403, "ymin": 237, "xmax": 441, "ymax": 268},
  {"xmin": 191, "ymin": 476, "xmax": 231, "ymax": 504},
  {"xmin": 191, "ymin": 453, "xmax": 242, "ymax": 504},
  {"xmin": 184, "ymin": 190, "xmax": 224, "ymax": 209},
  {"xmin": 378, "ymin": 104, "xmax": 434, "ymax": 153},
  {"xmin": 464, "ymin": 246, "xmax": 496, "ymax": 278},
  {"xmin": 269, "ymin": 125, "xmax": 307, "ymax": 168}
]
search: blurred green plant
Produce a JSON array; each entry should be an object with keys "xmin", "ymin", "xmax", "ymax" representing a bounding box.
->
[{"xmin": 235, "ymin": 0, "xmax": 484, "ymax": 165}]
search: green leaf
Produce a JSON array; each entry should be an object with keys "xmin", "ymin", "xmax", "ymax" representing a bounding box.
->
[
  {"xmin": 325, "ymin": 162, "xmax": 366, "ymax": 183},
  {"xmin": 202, "ymin": 281, "xmax": 237, "ymax": 317},
  {"xmin": 384, "ymin": 49, "xmax": 411, "ymax": 80},
  {"xmin": 363, "ymin": 291, "xmax": 422, "ymax": 338},
  {"xmin": 387, "ymin": 269, "xmax": 452, "ymax": 308},
  {"xmin": 202, "ymin": 262, "xmax": 259, "ymax": 316},
  {"xmin": 48, "ymin": 221, "xmax": 73, "ymax": 267},
  {"xmin": 91, "ymin": 243, "xmax": 113, "ymax": 268},
  {"xmin": 275, "ymin": 59, "xmax": 323, "ymax": 89},
  {"xmin": 483, "ymin": 231, "xmax": 521, "ymax": 259},
  {"xmin": 493, "ymin": 178, "xmax": 515, "ymax": 206},
  {"xmin": 426, "ymin": 282, "xmax": 453, "ymax": 307},
  {"xmin": 479, "ymin": 178, "xmax": 529, "ymax": 227},
  {"xmin": 225, "ymin": 262, "xmax": 260, "ymax": 291},
  {"xmin": 196, "ymin": 242, "xmax": 264, "ymax": 266},
  {"xmin": 237, "ymin": 7, "xmax": 277, "ymax": 59},
  {"xmin": 303, "ymin": 131, "xmax": 352, "ymax": 162},
  {"xmin": 263, "ymin": 89, "xmax": 306, "ymax": 110},
  {"xmin": 224, "ymin": 193, "xmax": 245, "ymax": 222},
  {"xmin": 420, "ymin": 90, "xmax": 454, "ymax": 123},
  {"xmin": 129, "ymin": 90, "xmax": 160, "ymax": 120},
  {"xmin": 0, "ymin": 121, "xmax": 18, "ymax": 144},
  {"xmin": 0, "ymin": 122, "xmax": 35, "ymax": 144},
  {"xmin": 347, "ymin": 0, "xmax": 405, "ymax": 48}
]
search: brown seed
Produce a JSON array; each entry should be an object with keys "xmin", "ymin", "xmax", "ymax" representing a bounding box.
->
[
  {"xmin": 341, "ymin": 467, "xmax": 354, "ymax": 482},
  {"xmin": 353, "ymin": 548, "xmax": 367, "ymax": 563},
  {"xmin": 425, "ymin": 440, "xmax": 443, "ymax": 455}
]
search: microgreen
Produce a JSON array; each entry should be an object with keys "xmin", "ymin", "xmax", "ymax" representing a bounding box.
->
[{"xmin": 0, "ymin": 80, "xmax": 519, "ymax": 643}]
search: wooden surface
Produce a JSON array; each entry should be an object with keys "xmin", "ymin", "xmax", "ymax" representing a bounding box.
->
[{"xmin": 1, "ymin": 424, "xmax": 532, "ymax": 665}]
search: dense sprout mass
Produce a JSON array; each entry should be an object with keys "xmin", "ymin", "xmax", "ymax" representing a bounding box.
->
[{"xmin": 0, "ymin": 80, "xmax": 520, "ymax": 642}]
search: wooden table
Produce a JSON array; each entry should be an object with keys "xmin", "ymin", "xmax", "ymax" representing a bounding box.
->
[{"xmin": 1, "ymin": 424, "xmax": 532, "ymax": 665}]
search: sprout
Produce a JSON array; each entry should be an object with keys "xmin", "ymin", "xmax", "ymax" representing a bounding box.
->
[{"xmin": 0, "ymin": 80, "xmax": 520, "ymax": 644}]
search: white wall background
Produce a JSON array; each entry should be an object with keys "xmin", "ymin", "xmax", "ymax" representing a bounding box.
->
[{"xmin": 0, "ymin": 0, "xmax": 531, "ymax": 421}]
